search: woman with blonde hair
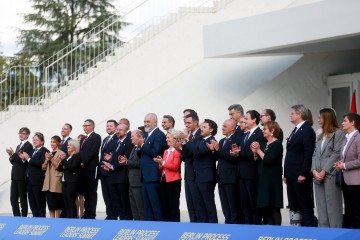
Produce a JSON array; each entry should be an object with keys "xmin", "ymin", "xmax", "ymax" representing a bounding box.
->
[
  {"xmin": 153, "ymin": 129, "xmax": 182, "ymax": 222},
  {"xmin": 58, "ymin": 139, "xmax": 82, "ymax": 218}
]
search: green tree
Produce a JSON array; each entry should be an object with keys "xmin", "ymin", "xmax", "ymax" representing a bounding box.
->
[{"xmin": 18, "ymin": 0, "xmax": 125, "ymax": 64}]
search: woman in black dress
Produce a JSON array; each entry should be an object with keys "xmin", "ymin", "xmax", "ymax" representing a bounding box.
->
[
  {"xmin": 251, "ymin": 121, "xmax": 283, "ymax": 225},
  {"xmin": 58, "ymin": 139, "xmax": 82, "ymax": 218}
]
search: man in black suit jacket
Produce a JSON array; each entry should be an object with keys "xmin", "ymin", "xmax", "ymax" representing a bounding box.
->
[
  {"xmin": 99, "ymin": 120, "xmax": 118, "ymax": 219},
  {"xmin": 103, "ymin": 123, "xmax": 133, "ymax": 220},
  {"xmin": 238, "ymin": 110, "xmax": 265, "ymax": 224},
  {"xmin": 20, "ymin": 132, "xmax": 49, "ymax": 217},
  {"xmin": 213, "ymin": 119, "xmax": 241, "ymax": 224},
  {"xmin": 180, "ymin": 112, "xmax": 204, "ymax": 223},
  {"xmin": 60, "ymin": 123, "xmax": 73, "ymax": 155},
  {"xmin": 284, "ymin": 105, "xmax": 316, "ymax": 226},
  {"xmin": 6, "ymin": 127, "xmax": 33, "ymax": 217},
  {"xmin": 79, "ymin": 119, "xmax": 102, "ymax": 219},
  {"xmin": 134, "ymin": 113, "xmax": 167, "ymax": 221}
]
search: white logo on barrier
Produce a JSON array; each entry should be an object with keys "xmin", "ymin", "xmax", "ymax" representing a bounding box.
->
[
  {"xmin": 60, "ymin": 226, "xmax": 100, "ymax": 239},
  {"xmin": 14, "ymin": 224, "xmax": 50, "ymax": 236}
]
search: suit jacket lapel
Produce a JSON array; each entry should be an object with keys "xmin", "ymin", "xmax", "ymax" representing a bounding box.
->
[
  {"xmin": 320, "ymin": 132, "xmax": 334, "ymax": 156},
  {"xmin": 343, "ymin": 131, "xmax": 359, "ymax": 160}
]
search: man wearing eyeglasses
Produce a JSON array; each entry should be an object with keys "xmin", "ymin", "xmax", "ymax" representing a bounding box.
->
[
  {"xmin": 79, "ymin": 119, "xmax": 102, "ymax": 219},
  {"xmin": 6, "ymin": 127, "xmax": 33, "ymax": 217}
]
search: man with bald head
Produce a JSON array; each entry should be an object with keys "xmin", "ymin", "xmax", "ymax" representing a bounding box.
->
[
  {"xmin": 212, "ymin": 119, "xmax": 242, "ymax": 224},
  {"xmin": 133, "ymin": 113, "xmax": 167, "ymax": 221}
]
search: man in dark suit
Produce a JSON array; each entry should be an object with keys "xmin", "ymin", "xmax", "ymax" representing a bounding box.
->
[
  {"xmin": 79, "ymin": 119, "xmax": 102, "ymax": 219},
  {"xmin": 102, "ymin": 123, "xmax": 133, "ymax": 220},
  {"xmin": 238, "ymin": 110, "xmax": 265, "ymax": 224},
  {"xmin": 190, "ymin": 119, "xmax": 218, "ymax": 223},
  {"xmin": 99, "ymin": 120, "xmax": 118, "ymax": 219},
  {"xmin": 134, "ymin": 113, "xmax": 167, "ymax": 221},
  {"xmin": 284, "ymin": 105, "xmax": 316, "ymax": 227},
  {"xmin": 180, "ymin": 112, "xmax": 204, "ymax": 222},
  {"xmin": 260, "ymin": 109, "xmax": 284, "ymax": 142},
  {"xmin": 6, "ymin": 127, "xmax": 33, "ymax": 217},
  {"xmin": 60, "ymin": 123, "xmax": 73, "ymax": 155},
  {"xmin": 119, "ymin": 129, "xmax": 145, "ymax": 220},
  {"xmin": 228, "ymin": 104, "xmax": 245, "ymax": 138},
  {"xmin": 213, "ymin": 119, "xmax": 240, "ymax": 224},
  {"xmin": 20, "ymin": 132, "xmax": 49, "ymax": 217}
]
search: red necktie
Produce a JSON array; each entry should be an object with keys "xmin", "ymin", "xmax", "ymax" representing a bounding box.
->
[{"xmin": 81, "ymin": 136, "xmax": 88, "ymax": 148}]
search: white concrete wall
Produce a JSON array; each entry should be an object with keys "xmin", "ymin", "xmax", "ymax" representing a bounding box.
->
[{"xmin": 0, "ymin": 0, "xmax": 340, "ymax": 215}]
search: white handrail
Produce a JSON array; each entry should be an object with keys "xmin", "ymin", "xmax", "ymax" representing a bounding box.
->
[{"xmin": 0, "ymin": 0, "xmax": 234, "ymax": 123}]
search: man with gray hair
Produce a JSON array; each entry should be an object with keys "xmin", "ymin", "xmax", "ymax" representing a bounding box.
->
[
  {"xmin": 284, "ymin": 105, "xmax": 316, "ymax": 226},
  {"xmin": 133, "ymin": 113, "xmax": 167, "ymax": 221},
  {"xmin": 228, "ymin": 104, "xmax": 245, "ymax": 138}
]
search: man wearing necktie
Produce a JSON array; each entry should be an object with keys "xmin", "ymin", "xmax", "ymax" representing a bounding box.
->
[
  {"xmin": 136, "ymin": 113, "xmax": 167, "ymax": 221},
  {"xmin": 214, "ymin": 119, "xmax": 241, "ymax": 224},
  {"xmin": 60, "ymin": 123, "xmax": 73, "ymax": 156},
  {"xmin": 6, "ymin": 127, "xmax": 33, "ymax": 217},
  {"xmin": 237, "ymin": 110, "xmax": 265, "ymax": 224},
  {"xmin": 99, "ymin": 120, "xmax": 118, "ymax": 220},
  {"xmin": 78, "ymin": 119, "xmax": 102, "ymax": 219},
  {"xmin": 284, "ymin": 105, "xmax": 316, "ymax": 226},
  {"xmin": 19, "ymin": 132, "xmax": 49, "ymax": 217},
  {"xmin": 102, "ymin": 123, "xmax": 133, "ymax": 220}
]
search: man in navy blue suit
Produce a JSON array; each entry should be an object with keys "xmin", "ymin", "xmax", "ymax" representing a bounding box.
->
[
  {"xmin": 213, "ymin": 119, "xmax": 241, "ymax": 224},
  {"xmin": 188, "ymin": 119, "xmax": 219, "ymax": 223},
  {"xmin": 237, "ymin": 110, "xmax": 265, "ymax": 224},
  {"xmin": 284, "ymin": 105, "xmax": 316, "ymax": 226},
  {"xmin": 228, "ymin": 104, "xmax": 245, "ymax": 138},
  {"xmin": 135, "ymin": 113, "xmax": 167, "ymax": 221}
]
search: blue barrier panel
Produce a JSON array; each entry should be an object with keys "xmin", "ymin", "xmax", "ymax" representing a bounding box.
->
[{"xmin": 0, "ymin": 216, "xmax": 359, "ymax": 239}]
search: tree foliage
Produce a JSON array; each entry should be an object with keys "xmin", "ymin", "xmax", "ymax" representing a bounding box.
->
[{"xmin": 18, "ymin": 0, "xmax": 125, "ymax": 63}]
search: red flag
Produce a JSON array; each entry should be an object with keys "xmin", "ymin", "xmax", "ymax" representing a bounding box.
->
[{"xmin": 351, "ymin": 90, "xmax": 357, "ymax": 113}]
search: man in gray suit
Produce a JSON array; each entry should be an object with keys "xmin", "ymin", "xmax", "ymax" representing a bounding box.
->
[{"xmin": 119, "ymin": 129, "xmax": 145, "ymax": 220}]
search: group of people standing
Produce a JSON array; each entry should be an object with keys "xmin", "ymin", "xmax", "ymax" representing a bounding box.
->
[{"xmin": 5, "ymin": 104, "xmax": 360, "ymax": 228}]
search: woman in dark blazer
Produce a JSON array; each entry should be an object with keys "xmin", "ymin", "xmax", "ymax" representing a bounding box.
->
[
  {"xmin": 58, "ymin": 139, "xmax": 82, "ymax": 218},
  {"xmin": 251, "ymin": 121, "xmax": 283, "ymax": 225},
  {"xmin": 153, "ymin": 129, "xmax": 182, "ymax": 222},
  {"xmin": 312, "ymin": 108, "xmax": 344, "ymax": 228}
]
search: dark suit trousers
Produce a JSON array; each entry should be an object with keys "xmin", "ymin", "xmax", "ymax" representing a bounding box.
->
[
  {"xmin": 11, "ymin": 180, "xmax": 28, "ymax": 217},
  {"xmin": 185, "ymin": 180, "xmax": 202, "ymax": 222},
  {"xmin": 142, "ymin": 181, "xmax": 163, "ymax": 221},
  {"xmin": 195, "ymin": 181, "xmax": 218, "ymax": 223},
  {"xmin": 27, "ymin": 183, "xmax": 46, "ymax": 217},
  {"xmin": 160, "ymin": 178, "xmax": 181, "ymax": 222},
  {"xmin": 100, "ymin": 177, "xmax": 112, "ymax": 217},
  {"xmin": 219, "ymin": 182, "xmax": 240, "ymax": 224},
  {"xmin": 62, "ymin": 181, "xmax": 80, "ymax": 218},
  {"xmin": 342, "ymin": 182, "xmax": 360, "ymax": 229},
  {"xmin": 109, "ymin": 182, "xmax": 132, "ymax": 220},
  {"xmin": 82, "ymin": 176, "xmax": 98, "ymax": 219},
  {"xmin": 129, "ymin": 186, "xmax": 145, "ymax": 220},
  {"xmin": 287, "ymin": 178, "xmax": 315, "ymax": 226},
  {"xmin": 239, "ymin": 178, "xmax": 259, "ymax": 224}
]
